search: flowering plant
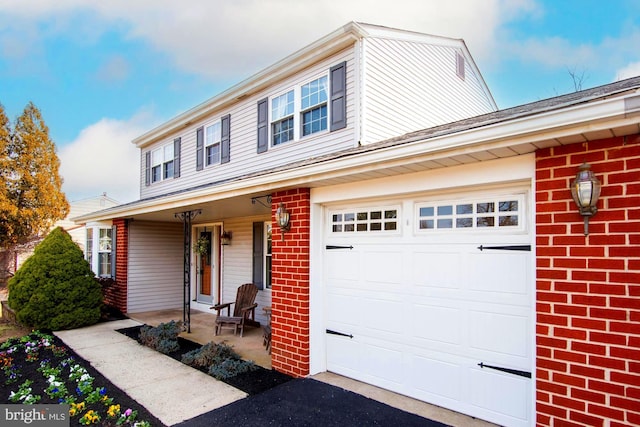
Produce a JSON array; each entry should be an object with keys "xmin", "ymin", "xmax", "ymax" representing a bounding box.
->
[{"xmin": 79, "ymin": 409, "xmax": 100, "ymax": 425}]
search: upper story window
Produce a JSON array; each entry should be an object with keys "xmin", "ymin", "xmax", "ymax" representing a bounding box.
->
[
  {"xmin": 151, "ymin": 143, "xmax": 174, "ymax": 182},
  {"xmin": 271, "ymin": 90, "xmax": 295, "ymax": 146},
  {"xmin": 145, "ymin": 138, "xmax": 181, "ymax": 186},
  {"xmin": 257, "ymin": 61, "xmax": 346, "ymax": 154},
  {"xmin": 196, "ymin": 115, "xmax": 231, "ymax": 171},
  {"xmin": 269, "ymin": 76, "xmax": 328, "ymax": 147},
  {"xmin": 301, "ymin": 76, "xmax": 328, "ymax": 136},
  {"xmin": 205, "ymin": 121, "xmax": 221, "ymax": 165}
]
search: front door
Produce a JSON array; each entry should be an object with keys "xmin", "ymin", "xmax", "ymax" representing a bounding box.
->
[{"xmin": 195, "ymin": 227, "xmax": 216, "ymax": 304}]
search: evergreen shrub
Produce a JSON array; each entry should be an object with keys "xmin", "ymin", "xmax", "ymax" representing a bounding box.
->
[{"xmin": 7, "ymin": 227, "xmax": 103, "ymax": 330}]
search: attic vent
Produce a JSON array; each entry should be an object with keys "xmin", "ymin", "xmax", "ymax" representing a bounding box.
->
[{"xmin": 456, "ymin": 52, "xmax": 465, "ymax": 80}]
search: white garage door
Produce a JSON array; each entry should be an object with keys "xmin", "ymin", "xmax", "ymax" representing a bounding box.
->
[{"xmin": 324, "ymin": 192, "xmax": 533, "ymax": 427}]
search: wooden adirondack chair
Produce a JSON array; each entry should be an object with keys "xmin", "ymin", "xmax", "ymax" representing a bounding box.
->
[{"xmin": 210, "ymin": 283, "xmax": 259, "ymax": 337}]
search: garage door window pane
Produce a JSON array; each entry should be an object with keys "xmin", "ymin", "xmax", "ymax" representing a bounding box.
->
[
  {"xmin": 499, "ymin": 215, "xmax": 518, "ymax": 226},
  {"xmin": 500, "ymin": 200, "xmax": 518, "ymax": 212},
  {"xmin": 437, "ymin": 205, "xmax": 453, "ymax": 215},
  {"xmin": 477, "ymin": 217, "xmax": 494, "ymax": 227},
  {"xmin": 419, "ymin": 207, "xmax": 433, "ymax": 217},
  {"xmin": 456, "ymin": 204, "xmax": 473, "ymax": 214},
  {"xmin": 476, "ymin": 202, "xmax": 494, "ymax": 213},
  {"xmin": 438, "ymin": 219, "xmax": 453, "ymax": 228},
  {"xmin": 420, "ymin": 219, "xmax": 434, "ymax": 229},
  {"xmin": 457, "ymin": 218, "xmax": 473, "ymax": 228}
]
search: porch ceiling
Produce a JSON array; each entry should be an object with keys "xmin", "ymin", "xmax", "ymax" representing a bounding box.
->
[{"xmin": 122, "ymin": 192, "xmax": 272, "ymax": 223}]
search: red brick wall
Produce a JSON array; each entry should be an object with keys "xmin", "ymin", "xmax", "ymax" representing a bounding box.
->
[
  {"xmin": 105, "ymin": 218, "xmax": 128, "ymax": 313},
  {"xmin": 536, "ymin": 135, "xmax": 640, "ymax": 426},
  {"xmin": 270, "ymin": 188, "xmax": 311, "ymax": 377}
]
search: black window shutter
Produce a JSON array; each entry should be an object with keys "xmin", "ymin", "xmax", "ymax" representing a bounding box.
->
[
  {"xmin": 111, "ymin": 225, "xmax": 117, "ymax": 279},
  {"xmin": 252, "ymin": 222, "xmax": 264, "ymax": 290},
  {"xmin": 330, "ymin": 61, "xmax": 347, "ymax": 131},
  {"xmin": 196, "ymin": 127, "xmax": 204, "ymax": 171},
  {"xmin": 221, "ymin": 114, "xmax": 231, "ymax": 164},
  {"xmin": 144, "ymin": 151, "xmax": 151, "ymax": 186},
  {"xmin": 257, "ymin": 98, "xmax": 268, "ymax": 153},
  {"xmin": 173, "ymin": 137, "xmax": 181, "ymax": 178}
]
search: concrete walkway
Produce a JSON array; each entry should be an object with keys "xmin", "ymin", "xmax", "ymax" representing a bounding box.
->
[{"xmin": 55, "ymin": 319, "xmax": 247, "ymax": 426}]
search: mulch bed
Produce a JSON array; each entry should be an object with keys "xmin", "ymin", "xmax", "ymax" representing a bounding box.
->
[{"xmin": 116, "ymin": 325, "xmax": 292, "ymax": 396}]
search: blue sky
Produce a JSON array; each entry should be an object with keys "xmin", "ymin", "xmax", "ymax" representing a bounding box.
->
[{"xmin": 0, "ymin": 0, "xmax": 639, "ymax": 203}]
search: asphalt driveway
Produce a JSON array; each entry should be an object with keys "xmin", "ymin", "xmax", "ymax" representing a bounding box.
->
[{"xmin": 175, "ymin": 377, "xmax": 449, "ymax": 427}]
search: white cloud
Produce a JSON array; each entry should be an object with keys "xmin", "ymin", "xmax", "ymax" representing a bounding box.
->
[
  {"xmin": 616, "ymin": 61, "xmax": 640, "ymax": 81},
  {"xmin": 0, "ymin": 0, "xmax": 539, "ymax": 81},
  {"xmin": 58, "ymin": 111, "xmax": 157, "ymax": 203}
]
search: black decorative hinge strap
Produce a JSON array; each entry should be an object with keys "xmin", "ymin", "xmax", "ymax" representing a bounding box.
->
[
  {"xmin": 478, "ymin": 362, "xmax": 531, "ymax": 378},
  {"xmin": 477, "ymin": 245, "xmax": 531, "ymax": 252},
  {"xmin": 326, "ymin": 329, "xmax": 353, "ymax": 338},
  {"xmin": 326, "ymin": 245, "xmax": 354, "ymax": 250}
]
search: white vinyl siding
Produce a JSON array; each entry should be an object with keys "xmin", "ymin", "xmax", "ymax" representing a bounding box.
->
[
  {"xmin": 127, "ymin": 221, "xmax": 184, "ymax": 313},
  {"xmin": 139, "ymin": 49, "xmax": 356, "ymax": 200},
  {"xmin": 360, "ymin": 37, "xmax": 495, "ymax": 145},
  {"xmin": 218, "ymin": 216, "xmax": 271, "ymax": 324}
]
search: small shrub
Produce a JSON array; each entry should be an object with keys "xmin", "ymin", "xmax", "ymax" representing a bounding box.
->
[
  {"xmin": 139, "ymin": 320, "xmax": 182, "ymax": 354},
  {"xmin": 181, "ymin": 342, "xmax": 239, "ymax": 368},
  {"xmin": 208, "ymin": 358, "xmax": 257, "ymax": 380}
]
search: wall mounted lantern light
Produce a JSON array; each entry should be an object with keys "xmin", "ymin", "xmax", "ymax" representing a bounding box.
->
[
  {"xmin": 275, "ymin": 202, "xmax": 291, "ymax": 241},
  {"xmin": 570, "ymin": 162, "xmax": 601, "ymax": 236},
  {"xmin": 221, "ymin": 231, "xmax": 232, "ymax": 246}
]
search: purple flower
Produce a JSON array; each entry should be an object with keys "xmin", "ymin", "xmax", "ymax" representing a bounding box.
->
[{"xmin": 124, "ymin": 409, "xmax": 132, "ymax": 417}]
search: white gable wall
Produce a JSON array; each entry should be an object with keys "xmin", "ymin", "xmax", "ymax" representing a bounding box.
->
[{"xmin": 360, "ymin": 37, "xmax": 495, "ymax": 145}]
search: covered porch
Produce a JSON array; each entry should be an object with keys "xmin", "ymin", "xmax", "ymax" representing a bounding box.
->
[{"xmin": 128, "ymin": 308, "xmax": 272, "ymax": 369}]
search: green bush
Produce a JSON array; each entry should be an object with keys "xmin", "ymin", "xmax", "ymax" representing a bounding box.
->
[
  {"xmin": 139, "ymin": 320, "xmax": 182, "ymax": 354},
  {"xmin": 181, "ymin": 341, "xmax": 239, "ymax": 368},
  {"xmin": 7, "ymin": 227, "xmax": 103, "ymax": 330},
  {"xmin": 182, "ymin": 340, "xmax": 257, "ymax": 379},
  {"xmin": 208, "ymin": 358, "xmax": 257, "ymax": 380}
]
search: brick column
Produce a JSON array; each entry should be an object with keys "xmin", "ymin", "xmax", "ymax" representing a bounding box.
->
[
  {"xmin": 270, "ymin": 188, "xmax": 311, "ymax": 377},
  {"xmin": 535, "ymin": 135, "xmax": 640, "ymax": 426},
  {"xmin": 109, "ymin": 218, "xmax": 128, "ymax": 313}
]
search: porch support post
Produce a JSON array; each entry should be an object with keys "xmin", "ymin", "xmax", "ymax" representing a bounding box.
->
[{"xmin": 175, "ymin": 209, "xmax": 201, "ymax": 333}]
